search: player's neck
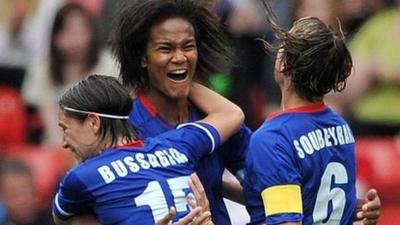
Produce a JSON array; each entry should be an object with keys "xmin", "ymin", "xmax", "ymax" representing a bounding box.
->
[
  {"xmin": 281, "ymin": 89, "xmax": 312, "ymax": 111},
  {"xmin": 145, "ymin": 91, "xmax": 189, "ymax": 125}
]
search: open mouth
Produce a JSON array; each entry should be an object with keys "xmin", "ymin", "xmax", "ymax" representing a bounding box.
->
[{"xmin": 167, "ymin": 69, "xmax": 188, "ymax": 81}]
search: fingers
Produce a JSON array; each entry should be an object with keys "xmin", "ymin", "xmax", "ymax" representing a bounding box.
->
[
  {"xmin": 362, "ymin": 189, "xmax": 381, "ymax": 212},
  {"xmin": 189, "ymin": 173, "xmax": 204, "ymax": 202},
  {"xmin": 361, "ymin": 218, "xmax": 379, "ymax": 225},
  {"xmin": 187, "ymin": 193, "xmax": 197, "ymax": 209},
  {"xmin": 366, "ymin": 189, "xmax": 377, "ymax": 201},
  {"xmin": 357, "ymin": 210, "xmax": 380, "ymax": 222},
  {"xmin": 174, "ymin": 207, "xmax": 202, "ymax": 225},
  {"xmin": 360, "ymin": 206, "xmax": 380, "ymax": 219},
  {"xmin": 155, "ymin": 207, "xmax": 176, "ymax": 225},
  {"xmin": 359, "ymin": 210, "xmax": 380, "ymax": 221},
  {"xmin": 186, "ymin": 194, "xmax": 213, "ymax": 225},
  {"xmin": 357, "ymin": 189, "xmax": 381, "ymax": 225},
  {"xmin": 363, "ymin": 189, "xmax": 380, "ymax": 211},
  {"xmin": 189, "ymin": 173, "xmax": 209, "ymax": 211},
  {"xmin": 190, "ymin": 210, "xmax": 212, "ymax": 225},
  {"xmin": 161, "ymin": 207, "xmax": 212, "ymax": 225},
  {"xmin": 158, "ymin": 174, "xmax": 212, "ymax": 225}
]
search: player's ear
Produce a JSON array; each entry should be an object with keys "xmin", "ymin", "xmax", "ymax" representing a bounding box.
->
[
  {"xmin": 276, "ymin": 48, "xmax": 286, "ymax": 72},
  {"xmin": 141, "ymin": 56, "xmax": 147, "ymax": 68},
  {"xmin": 87, "ymin": 113, "xmax": 101, "ymax": 134}
]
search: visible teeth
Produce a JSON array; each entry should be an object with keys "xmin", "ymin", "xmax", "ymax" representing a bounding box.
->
[{"xmin": 170, "ymin": 70, "xmax": 186, "ymax": 74}]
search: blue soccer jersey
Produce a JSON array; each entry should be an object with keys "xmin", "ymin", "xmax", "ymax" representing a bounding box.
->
[
  {"xmin": 130, "ymin": 95, "xmax": 252, "ymax": 225},
  {"xmin": 53, "ymin": 122, "xmax": 220, "ymax": 225},
  {"xmin": 243, "ymin": 103, "xmax": 357, "ymax": 225}
]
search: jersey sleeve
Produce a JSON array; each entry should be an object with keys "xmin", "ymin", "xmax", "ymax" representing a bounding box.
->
[
  {"xmin": 247, "ymin": 130, "xmax": 303, "ymax": 224},
  {"xmin": 221, "ymin": 124, "xmax": 252, "ymax": 178},
  {"xmin": 52, "ymin": 170, "xmax": 93, "ymax": 221},
  {"xmin": 162, "ymin": 122, "xmax": 221, "ymax": 163}
]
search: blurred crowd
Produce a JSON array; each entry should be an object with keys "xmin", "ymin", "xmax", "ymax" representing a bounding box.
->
[{"xmin": 0, "ymin": 0, "xmax": 399, "ymax": 224}]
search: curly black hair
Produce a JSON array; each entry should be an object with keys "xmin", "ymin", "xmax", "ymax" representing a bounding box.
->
[{"xmin": 111, "ymin": 0, "xmax": 233, "ymax": 92}]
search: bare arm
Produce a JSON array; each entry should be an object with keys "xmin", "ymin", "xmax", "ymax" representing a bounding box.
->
[
  {"xmin": 222, "ymin": 170, "xmax": 245, "ymax": 204},
  {"xmin": 189, "ymin": 83, "xmax": 244, "ymax": 143},
  {"xmin": 222, "ymin": 179, "xmax": 245, "ymax": 204}
]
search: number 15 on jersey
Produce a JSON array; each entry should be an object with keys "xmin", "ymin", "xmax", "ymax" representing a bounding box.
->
[{"xmin": 135, "ymin": 176, "xmax": 193, "ymax": 222}]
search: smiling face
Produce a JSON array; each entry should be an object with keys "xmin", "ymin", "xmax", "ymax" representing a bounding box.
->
[
  {"xmin": 141, "ymin": 17, "xmax": 198, "ymax": 99},
  {"xmin": 58, "ymin": 110, "xmax": 99, "ymax": 162}
]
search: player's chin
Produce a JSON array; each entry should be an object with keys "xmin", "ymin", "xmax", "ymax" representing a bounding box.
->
[{"xmin": 168, "ymin": 88, "xmax": 190, "ymax": 99}]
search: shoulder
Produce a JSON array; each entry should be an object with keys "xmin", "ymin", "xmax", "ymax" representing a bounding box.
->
[
  {"xmin": 59, "ymin": 167, "xmax": 87, "ymax": 191},
  {"xmin": 248, "ymin": 115, "xmax": 300, "ymax": 160},
  {"xmin": 67, "ymin": 156, "xmax": 107, "ymax": 180},
  {"xmin": 252, "ymin": 114, "xmax": 294, "ymax": 139},
  {"xmin": 249, "ymin": 123, "xmax": 286, "ymax": 153}
]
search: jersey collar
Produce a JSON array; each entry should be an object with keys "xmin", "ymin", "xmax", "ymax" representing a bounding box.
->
[
  {"xmin": 116, "ymin": 140, "xmax": 144, "ymax": 149},
  {"xmin": 138, "ymin": 93, "xmax": 195, "ymax": 123},
  {"xmin": 139, "ymin": 94, "xmax": 158, "ymax": 117},
  {"xmin": 267, "ymin": 102, "xmax": 327, "ymax": 120}
]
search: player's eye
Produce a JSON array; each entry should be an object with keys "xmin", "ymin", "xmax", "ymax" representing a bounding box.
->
[{"xmin": 157, "ymin": 46, "xmax": 171, "ymax": 53}]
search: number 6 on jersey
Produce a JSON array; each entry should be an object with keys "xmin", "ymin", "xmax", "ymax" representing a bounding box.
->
[{"xmin": 313, "ymin": 162, "xmax": 348, "ymax": 224}]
